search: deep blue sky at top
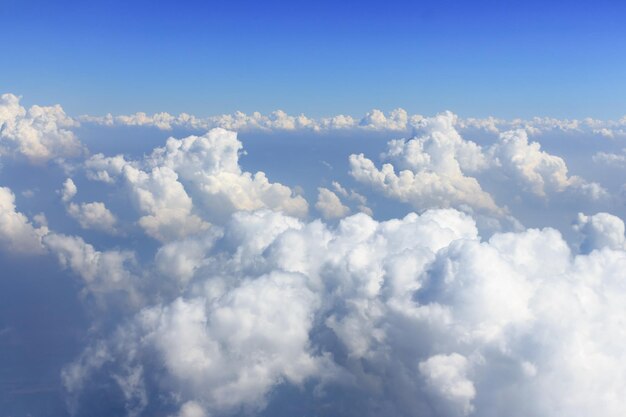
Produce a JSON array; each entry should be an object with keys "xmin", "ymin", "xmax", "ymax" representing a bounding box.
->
[{"xmin": 2, "ymin": 0, "xmax": 626, "ymax": 118}]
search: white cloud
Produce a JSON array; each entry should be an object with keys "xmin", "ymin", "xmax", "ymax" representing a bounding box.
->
[
  {"xmin": 82, "ymin": 107, "xmax": 421, "ymax": 132},
  {"xmin": 146, "ymin": 129, "xmax": 308, "ymax": 221},
  {"xmin": 488, "ymin": 129, "xmax": 606, "ymax": 199},
  {"xmin": 116, "ymin": 111, "xmax": 177, "ymax": 130},
  {"xmin": 0, "ymin": 186, "xmax": 47, "ymax": 254},
  {"xmin": 5, "ymin": 92, "xmax": 626, "ymax": 417},
  {"xmin": 69, "ymin": 269, "xmax": 334, "ymax": 416},
  {"xmin": 62, "ymin": 207, "xmax": 626, "ymax": 417},
  {"xmin": 59, "ymin": 178, "xmax": 119, "ymax": 235},
  {"xmin": 419, "ymin": 353, "xmax": 476, "ymax": 417},
  {"xmin": 332, "ymin": 181, "xmax": 372, "ymax": 215},
  {"xmin": 43, "ymin": 233, "xmax": 138, "ymax": 299},
  {"xmin": 173, "ymin": 401, "xmax": 207, "ymax": 417},
  {"xmin": 62, "ymin": 209, "xmax": 479, "ymax": 415},
  {"xmin": 593, "ymin": 148, "xmax": 626, "ymax": 167},
  {"xmin": 349, "ymin": 112, "xmax": 501, "ymax": 215},
  {"xmin": 359, "ymin": 108, "xmax": 410, "ymax": 130},
  {"xmin": 124, "ymin": 165, "xmax": 210, "ymax": 242},
  {"xmin": 141, "ymin": 272, "xmax": 327, "ymax": 412},
  {"xmin": 67, "ymin": 201, "xmax": 119, "ymax": 235},
  {"xmin": 316, "ymin": 187, "xmax": 350, "ymax": 219},
  {"xmin": 78, "ymin": 104, "xmax": 626, "ymax": 139},
  {"xmin": 574, "ymin": 212, "xmax": 626, "ymax": 253},
  {"xmin": 60, "ymin": 178, "xmax": 78, "ymax": 202},
  {"xmin": 85, "ymin": 153, "xmax": 128, "ymax": 184},
  {"xmin": 0, "ymin": 93, "xmax": 83, "ymax": 163},
  {"xmin": 84, "ymin": 128, "xmax": 307, "ymax": 241},
  {"xmin": 155, "ymin": 229, "xmax": 222, "ymax": 286},
  {"xmin": 350, "ymin": 114, "xmax": 608, "ymax": 223}
]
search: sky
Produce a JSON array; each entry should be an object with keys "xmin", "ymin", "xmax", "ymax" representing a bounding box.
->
[
  {"xmin": 4, "ymin": 2, "xmax": 626, "ymax": 417},
  {"xmin": 3, "ymin": 0, "xmax": 626, "ymax": 118}
]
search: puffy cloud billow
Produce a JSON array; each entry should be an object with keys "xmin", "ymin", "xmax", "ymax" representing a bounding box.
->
[
  {"xmin": 349, "ymin": 112, "xmax": 501, "ymax": 215},
  {"xmin": 0, "ymin": 186, "xmax": 48, "ymax": 254},
  {"xmin": 61, "ymin": 209, "xmax": 626, "ymax": 417},
  {"xmin": 349, "ymin": 112, "xmax": 608, "ymax": 226},
  {"xmin": 0, "ymin": 93, "xmax": 83, "ymax": 163},
  {"xmin": 83, "ymin": 128, "xmax": 307, "ymax": 241},
  {"xmin": 2, "ymin": 93, "xmax": 626, "ymax": 417}
]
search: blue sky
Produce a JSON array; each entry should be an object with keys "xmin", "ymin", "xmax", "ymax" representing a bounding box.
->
[{"xmin": 3, "ymin": 0, "xmax": 626, "ymax": 118}]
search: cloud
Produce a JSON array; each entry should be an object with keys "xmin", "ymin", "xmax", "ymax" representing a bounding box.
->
[
  {"xmin": 574, "ymin": 212, "xmax": 626, "ymax": 253},
  {"xmin": 43, "ymin": 232, "xmax": 139, "ymax": 300},
  {"xmin": 593, "ymin": 148, "xmax": 626, "ymax": 167},
  {"xmin": 173, "ymin": 401, "xmax": 207, "ymax": 417},
  {"xmin": 84, "ymin": 128, "xmax": 307, "ymax": 241},
  {"xmin": 78, "ymin": 102, "xmax": 626, "ymax": 139},
  {"xmin": 85, "ymin": 153, "xmax": 128, "ymax": 183},
  {"xmin": 154, "ymin": 229, "xmax": 222, "ymax": 286},
  {"xmin": 316, "ymin": 187, "xmax": 350, "ymax": 219},
  {"xmin": 59, "ymin": 178, "xmax": 120, "ymax": 235},
  {"xmin": 349, "ymin": 112, "xmax": 501, "ymax": 215},
  {"xmin": 488, "ymin": 129, "xmax": 607, "ymax": 199},
  {"xmin": 0, "ymin": 93, "xmax": 83, "ymax": 163},
  {"xmin": 81, "ymin": 107, "xmax": 422, "ymax": 132},
  {"xmin": 60, "ymin": 206, "xmax": 626, "ymax": 417},
  {"xmin": 140, "ymin": 273, "xmax": 328, "ymax": 411},
  {"xmin": 3, "ymin": 93, "xmax": 626, "ymax": 417},
  {"xmin": 0, "ymin": 186, "xmax": 47, "ymax": 254},
  {"xmin": 418, "ymin": 353, "xmax": 476, "ymax": 417},
  {"xmin": 123, "ymin": 165, "xmax": 210, "ymax": 242},
  {"xmin": 350, "ymin": 114, "xmax": 607, "ymax": 223},
  {"xmin": 332, "ymin": 181, "xmax": 372, "ymax": 216},
  {"xmin": 61, "ymin": 209, "xmax": 478, "ymax": 415},
  {"xmin": 145, "ymin": 129, "xmax": 308, "ymax": 220},
  {"xmin": 67, "ymin": 201, "xmax": 119, "ymax": 235},
  {"xmin": 60, "ymin": 178, "xmax": 78, "ymax": 202},
  {"xmin": 67, "ymin": 268, "xmax": 335, "ymax": 416},
  {"xmin": 359, "ymin": 108, "xmax": 412, "ymax": 130}
]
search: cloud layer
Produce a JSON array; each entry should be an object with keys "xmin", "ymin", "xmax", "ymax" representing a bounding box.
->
[
  {"xmin": 61, "ymin": 209, "xmax": 626, "ymax": 417},
  {"xmin": 1, "ymin": 93, "xmax": 626, "ymax": 417},
  {"xmin": 80, "ymin": 104, "xmax": 626, "ymax": 138}
]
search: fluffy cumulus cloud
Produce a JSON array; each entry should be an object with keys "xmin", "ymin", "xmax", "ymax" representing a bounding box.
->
[
  {"xmin": 574, "ymin": 212, "xmax": 626, "ymax": 253},
  {"xmin": 56, "ymin": 205, "xmax": 626, "ymax": 417},
  {"xmin": 67, "ymin": 201, "xmax": 119, "ymax": 234},
  {"xmin": 489, "ymin": 129, "xmax": 606, "ymax": 199},
  {"xmin": 349, "ymin": 112, "xmax": 500, "ymax": 214},
  {"xmin": 0, "ymin": 93, "xmax": 83, "ymax": 163},
  {"xmin": 419, "ymin": 353, "xmax": 476, "ymax": 417},
  {"xmin": 350, "ymin": 112, "xmax": 607, "ymax": 220},
  {"xmin": 122, "ymin": 164, "xmax": 210, "ymax": 242},
  {"xmin": 331, "ymin": 181, "xmax": 373, "ymax": 216},
  {"xmin": 84, "ymin": 128, "xmax": 307, "ymax": 241},
  {"xmin": 3, "ymin": 93, "xmax": 626, "ymax": 417},
  {"xmin": 316, "ymin": 187, "xmax": 350, "ymax": 219},
  {"xmin": 59, "ymin": 178, "xmax": 119, "ymax": 234},
  {"xmin": 0, "ymin": 186, "xmax": 47, "ymax": 254},
  {"xmin": 43, "ymin": 232, "xmax": 139, "ymax": 300},
  {"xmin": 60, "ymin": 178, "xmax": 78, "ymax": 202}
]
